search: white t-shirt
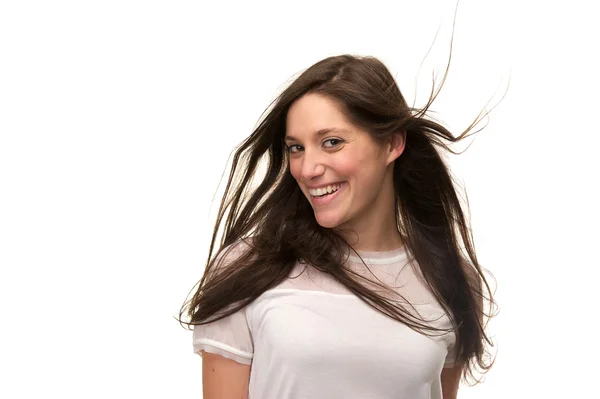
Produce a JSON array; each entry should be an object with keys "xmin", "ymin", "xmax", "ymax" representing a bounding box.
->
[{"xmin": 192, "ymin": 240, "xmax": 457, "ymax": 399}]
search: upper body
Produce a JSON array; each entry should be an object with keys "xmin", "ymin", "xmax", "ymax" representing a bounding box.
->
[
  {"xmin": 187, "ymin": 54, "xmax": 493, "ymax": 399},
  {"xmin": 194, "ymin": 241, "xmax": 460, "ymax": 399}
]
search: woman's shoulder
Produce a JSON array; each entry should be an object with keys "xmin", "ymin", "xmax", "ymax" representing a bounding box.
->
[{"xmin": 214, "ymin": 237, "xmax": 255, "ymax": 261}]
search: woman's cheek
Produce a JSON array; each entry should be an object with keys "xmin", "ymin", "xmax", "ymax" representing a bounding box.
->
[{"xmin": 289, "ymin": 160, "xmax": 300, "ymax": 181}]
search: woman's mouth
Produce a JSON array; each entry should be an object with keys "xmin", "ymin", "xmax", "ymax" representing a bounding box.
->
[{"xmin": 309, "ymin": 182, "xmax": 346, "ymax": 206}]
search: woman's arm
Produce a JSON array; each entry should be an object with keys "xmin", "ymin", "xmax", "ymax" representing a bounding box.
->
[
  {"xmin": 441, "ymin": 365, "xmax": 461, "ymax": 399},
  {"xmin": 201, "ymin": 351, "xmax": 251, "ymax": 399}
]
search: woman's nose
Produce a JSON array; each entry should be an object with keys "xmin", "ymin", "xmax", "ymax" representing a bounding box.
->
[{"xmin": 299, "ymin": 150, "xmax": 325, "ymax": 180}]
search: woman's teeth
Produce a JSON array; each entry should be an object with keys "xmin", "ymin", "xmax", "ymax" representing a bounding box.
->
[{"xmin": 309, "ymin": 182, "xmax": 344, "ymax": 197}]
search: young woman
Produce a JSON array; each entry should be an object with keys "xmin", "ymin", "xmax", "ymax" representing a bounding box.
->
[{"xmin": 179, "ymin": 54, "xmax": 496, "ymax": 399}]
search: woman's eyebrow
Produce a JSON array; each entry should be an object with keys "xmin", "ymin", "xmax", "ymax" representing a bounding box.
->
[{"xmin": 285, "ymin": 127, "xmax": 349, "ymax": 142}]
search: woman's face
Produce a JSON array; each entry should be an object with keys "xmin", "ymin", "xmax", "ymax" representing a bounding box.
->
[{"xmin": 285, "ymin": 93, "xmax": 401, "ymax": 230}]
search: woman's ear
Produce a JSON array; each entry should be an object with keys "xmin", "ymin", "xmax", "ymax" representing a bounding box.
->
[{"xmin": 385, "ymin": 129, "xmax": 406, "ymax": 166}]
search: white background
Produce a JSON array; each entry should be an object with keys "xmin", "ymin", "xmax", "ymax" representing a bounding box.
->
[{"xmin": 1, "ymin": 0, "xmax": 598, "ymax": 397}]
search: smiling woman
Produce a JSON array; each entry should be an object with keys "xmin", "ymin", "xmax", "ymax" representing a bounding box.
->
[
  {"xmin": 285, "ymin": 93, "xmax": 402, "ymax": 236},
  {"xmin": 178, "ymin": 52, "xmax": 497, "ymax": 399}
]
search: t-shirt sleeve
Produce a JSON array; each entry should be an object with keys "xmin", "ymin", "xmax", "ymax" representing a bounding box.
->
[
  {"xmin": 191, "ymin": 240, "xmax": 254, "ymax": 365},
  {"xmin": 443, "ymin": 339, "xmax": 457, "ymax": 368},
  {"xmin": 441, "ymin": 315, "xmax": 458, "ymax": 368},
  {"xmin": 192, "ymin": 303, "xmax": 253, "ymax": 365}
]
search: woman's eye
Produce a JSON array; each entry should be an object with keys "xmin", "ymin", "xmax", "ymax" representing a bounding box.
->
[
  {"xmin": 324, "ymin": 138, "xmax": 343, "ymax": 148},
  {"xmin": 286, "ymin": 144, "xmax": 301, "ymax": 153},
  {"xmin": 286, "ymin": 139, "xmax": 342, "ymax": 154}
]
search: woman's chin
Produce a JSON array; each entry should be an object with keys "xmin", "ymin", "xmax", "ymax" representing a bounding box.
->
[{"xmin": 314, "ymin": 212, "xmax": 344, "ymax": 229}]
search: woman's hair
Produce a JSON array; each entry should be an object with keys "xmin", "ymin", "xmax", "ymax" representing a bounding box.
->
[{"xmin": 179, "ymin": 51, "xmax": 498, "ymax": 384}]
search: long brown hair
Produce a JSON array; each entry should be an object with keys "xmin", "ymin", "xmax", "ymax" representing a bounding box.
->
[{"xmin": 178, "ymin": 51, "xmax": 498, "ymax": 383}]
